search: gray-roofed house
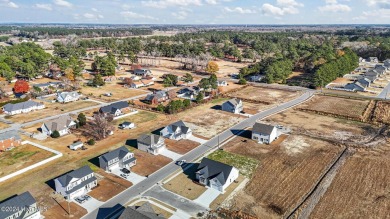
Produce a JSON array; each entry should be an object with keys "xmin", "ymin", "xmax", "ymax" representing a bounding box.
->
[
  {"xmin": 57, "ymin": 91, "xmax": 81, "ymax": 103},
  {"xmin": 196, "ymin": 158, "xmax": 239, "ymax": 192},
  {"xmin": 137, "ymin": 134, "xmax": 166, "ymax": 155},
  {"xmin": 145, "ymin": 91, "xmax": 169, "ymax": 105},
  {"xmin": 54, "ymin": 166, "xmax": 97, "ymax": 200},
  {"xmin": 41, "ymin": 115, "xmax": 76, "ymax": 136},
  {"xmin": 99, "ymin": 146, "xmax": 136, "ymax": 172},
  {"xmin": 0, "ymin": 191, "xmax": 42, "ymax": 219},
  {"xmin": 2, "ymin": 100, "xmax": 45, "ymax": 115},
  {"xmin": 357, "ymin": 78, "xmax": 371, "ymax": 88},
  {"xmin": 0, "ymin": 130, "xmax": 22, "ymax": 152},
  {"xmin": 160, "ymin": 120, "xmax": 192, "ymax": 140},
  {"xmin": 252, "ymin": 122, "xmax": 278, "ymax": 144},
  {"xmin": 221, "ymin": 98, "xmax": 243, "ymax": 114},
  {"xmin": 118, "ymin": 202, "xmax": 165, "ymax": 219},
  {"xmin": 33, "ymin": 81, "xmax": 63, "ymax": 91},
  {"xmin": 134, "ymin": 69, "xmax": 152, "ymax": 76},
  {"xmin": 384, "ymin": 59, "xmax": 390, "ymax": 69},
  {"xmin": 344, "ymin": 82, "xmax": 366, "ymax": 92},
  {"xmin": 99, "ymin": 101, "xmax": 129, "ymax": 117},
  {"xmin": 368, "ymin": 57, "xmax": 379, "ymax": 63}
]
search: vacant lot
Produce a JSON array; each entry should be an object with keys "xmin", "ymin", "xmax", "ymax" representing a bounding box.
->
[
  {"xmin": 310, "ymin": 147, "xmax": 390, "ymax": 219},
  {"xmin": 372, "ymin": 101, "xmax": 390, "ymax": 124},
  {"xmin": 0, "ymin": 144, "xmax": 54, "ymax": 177},
  {"xmin": 130, "ymin": 149, "xmax": 172, "ymax": 176},
  {"xmin": 0, "ymin": 122, "xmax": 9, "ymax": 129},
  {"xmin": 224, "ymin": 133, "xmax": 344, "ymax": 218},
  {"xmin": 165, "ymin": 139, "xmax": 199, "ymax": 154},
  {"xmin": 299, "ymin": 95, "xmax": 371, "ymax": 120},
  {"xmin": 88, "ymin": 177, "xmax": 131, "ymax": 202},
  {"xmin": 243, "ymin": 101, "xmax": 272, "ymax": 115},
  {"xmin": 176, "ymin": 98, "xmax": 244, "ymax": 138},
  {"xmin": 42, "ymin": 200, "xmax": 87, "ymax": 219},
  {"xmin": 8, "ymin": 101, "xmax": 99, "ymax": 123},
  {"xmin": 207, "ymin": 150, "xmax": 258, "ymax": 178},
  {"xmin": 163, "ymin": 164, "xmax": 207, "ymax": 200},
  {"xmin": 229, "ymin": 86, "xmax": 300, "ymax": 104},
  {"xmin": 80, "ymin": 83, "xmax": 148, "ymax": 102}
]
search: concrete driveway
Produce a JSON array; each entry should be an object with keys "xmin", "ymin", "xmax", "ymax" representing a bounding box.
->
[
  {"xmin": 187, "ymin": 135, "xmax": 207, "ymax": 144},
  {"xmin": 74, "ymin": 196, "xmax": 104, "ymax": 213},
  {"xmin": 160, "ymin": 149, "xmax": 182, "ymax": 160},
  {"xmin": 193, "ymin": 188, "xmax": 221, "ymax": 207},
  {"xmin": 111, "ymin": 168, "xmax": 146, "ymax": 185}
]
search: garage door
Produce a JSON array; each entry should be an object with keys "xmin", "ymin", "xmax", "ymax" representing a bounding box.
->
[
  {"xmin": 210, "ymin": 183, "xmax": 222, "ymax": 192},
  {"xmin": 70, "ymin": 188, "xmax": 85, "ymax": 199}
]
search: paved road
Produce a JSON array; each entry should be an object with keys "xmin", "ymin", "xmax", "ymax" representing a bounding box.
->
[
  {"xmin": 377, "ymin": 81, "xmax": 390, "ymax": 99},
  {"xmin": 82, "ymin": 90, "xmax": 315, "ymax": 219}
]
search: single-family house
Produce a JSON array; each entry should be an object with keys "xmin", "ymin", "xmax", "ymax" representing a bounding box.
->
[
  {"xmin": 99, "ymin": 101, "xmax": 129, "ymax": 117},
  {"xmin": 250, "ymin": 75, "xmax": 264, "ymax": 82},
  {"xmin": 196, "ymin": 158, "xmax": 239, "ymax": 193},
  {"xmin": 33, "ymin": 81, "xmax": 63, "ymax": 91},
  {"xmin": 221, "ymin": 98, "xmax": 243, "ymax": 114},
  {"xmin": 131, "ymin": 75, "xmax": 142, "ymax": 81},
  {"xmin": 57, "ymin": 91, "xmax": 80, "ymax": 103},
  {"xmin": 142, "ymin": 79, "xmax": 155, "ymax": 87},
  {"xmin": 119, "ymin": 122, "xmax": 135, "ymax": 129},
  {"xmin": 137, "ymin": 134, "xmax": 166, "ymax": 155},
  {"xmin": 177, "ymin": 87, "xmax": 198, "ymax": 100},
  {"xmin": 0, "ymin": 192, "xmax": 42, "ymax": 219},
  {"xmin": 357, "ymin": 78, "xmax": 371, "ymax": 88},
  {"xmin": 344, "ymin": 82, "xmax": 366, "ymax": 92},
  {"xmin": 217, "ymin": 80, "xmax": 228, "ymax": 87},
  {"xmin": 160, "ymin": 120, "xmax": 192, "ymax": 140},
  {"xmin": 0, "ymin": 130, "xmax": 21, "ymax": 152},
  {"xmin": 69, "ymin": 141, "xmax": 83, "ymax": 150},
  {"xmin": 118, "ymin": 202, "xmax": 165, "ymax": 219},
  {"xmin": 41, "ymin": 115, "xmax": 76, "ymax": 136},
  {"xmin": 99, "ymin": 146, "xmax": 136, "ymax": 172},
  {"xmin": 384, "ymin": 59, "xmax": 390, "ymax": 70},
  {"xmin": 2, "ymin": 100, "xmax": 45, "ymax": 115},
  {"xmin": 130, "ymin": 81, "xmax": 145, "ymax": 88},
  {"xmin": 368, "ymin": 57, "xmax": 379, "ymax": 63},
  {"xmin": 134, "ymin": 69, "xmax": 152, "ymax": 76},
  {"xmin": 145, "ymin": 91, "xmax": 169, "ymax": 105},
  {"xmin": 252, "ymin": 122, "xmax": 278, "ymax": 144},
  {"xmin": 54, "ymin": 166, "xmax": 97, "ymax": 200}
]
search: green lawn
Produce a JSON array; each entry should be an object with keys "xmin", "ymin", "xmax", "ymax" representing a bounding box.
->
[
  {"xmin": 115, "ymin": 111, "xmax": 158, "ymax": 125},
  {"xmin": 211, "ymin": 98, "xmax": 230, "ymax": 104},
  {"xmin": 207, "ymin": 150, "xmax": 259, "ymax": 178}
]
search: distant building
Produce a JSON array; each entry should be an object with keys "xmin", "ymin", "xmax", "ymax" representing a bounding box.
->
[
  {"xmin": 57, "ymin": 91, "xmax": 80, "ymax": 103},
  {"xmin": 3, "ymin": 100, "xmax": 45, "ymax": 115},
  {"xmin": 99, "ymin": 101, "xmax": 129, "ymax": 117},
  {"xmin": 0, "ymin": 130, "xmax": 21, "ymax": 152},
  {"xmin": 41, "ymin": 115, "xmax": 76, "ymax": 136},
  {"xmin": 145, "ymin": 91, "xmax": 169, "ymax": 105}
]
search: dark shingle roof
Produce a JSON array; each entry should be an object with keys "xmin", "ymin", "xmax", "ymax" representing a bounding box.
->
[
  {"xmin": 168, "ymin": 120, "xmax": 191, "ymax": 134},
  {"xmin": 118, "ymin": 202, "xmax": 165, "ymax": 219},
  {"xmin": 100, "ymin": 146, "xmax": 132, "ymax": 162},
  {"xmin": 3, "ymin": 100, "xmax": 43, "ymax": 112},
  {"xmin": 137, "ymin": 134, "xmax": 162, "ymax": 146},
  {"xmin": 56, "ymin": 166, "xmax": 94, "ymax": 187},
  {"xmin": 196, "ymin": 158, "xmax": 234, "ymax": 185},
  {"xmin": 252, "ymin": 123, "xmax": 276, "ymax": 135},
  {"xmin": 43, "ymin": 115, "xmax": 74, "ymax": 132},
  {"xmin": 0, "ymin": 130, "xmax": 21, "ymax": 141},
  {"xmin": 100, "ymin": 101, "xmax": 129, "ymax": 114},
  {"xmin": 0, "ymin": 192, "xmax": 37, "ymax": 219},
  {"xmin": 225, "ymin": 98, "xmax": 241, "ymax": 107}
]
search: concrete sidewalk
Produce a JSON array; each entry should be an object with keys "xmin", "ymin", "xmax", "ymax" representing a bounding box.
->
[{"xmin": 193, "ymin": 188, "xmax": 221, "ymax": 208}]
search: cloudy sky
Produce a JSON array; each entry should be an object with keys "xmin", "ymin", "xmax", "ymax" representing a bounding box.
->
[{"xmin": 0, "ymin": 0, "xmax": 389, "ymax": 24}]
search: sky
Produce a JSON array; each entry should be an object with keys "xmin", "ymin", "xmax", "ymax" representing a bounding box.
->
[{"xmin": 0, "ymin": 0, "xmax": 390, "ymax": 24}]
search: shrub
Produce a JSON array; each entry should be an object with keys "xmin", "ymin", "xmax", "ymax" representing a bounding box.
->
[
  {"xmin": 238, "ymin": 78, "xmax": 247, "ymax": 85},
  {"xmin": 51, "ymin": 130, "xmax": 60, "ymax": 138},
  {"xmin": 87, "ymin": 139, "xmax": 95, "ymax": 145}
]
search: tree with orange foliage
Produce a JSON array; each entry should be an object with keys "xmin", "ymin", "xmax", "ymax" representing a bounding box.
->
[
  {"xmin": 13, "ymin": 80, "xmax": 29, "ymax": 94},
  {"xmin": 205, "ymin": 61, "xmax": 219, "ymax": 74}
]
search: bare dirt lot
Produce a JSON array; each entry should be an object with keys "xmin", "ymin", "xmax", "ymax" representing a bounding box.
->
[
  {"xmin": 310, "ymin": 146, "xmax": 390, "ymax": 219},
  {"xmin": 372, "ymin": 101, "xmax": 390, "ymax": 124},
  {"xmin": 229, "ymin": 86, "xmax": 300, "ymax": 104},
  {"xmin": 298, "ymin": 95, "xmax": 371, "ymax": 120},
  {"xmin": 165, "ymin": 139, "xmax": 199, "ymax": 154},
  {"xmin": 88, "ymin": 177, "xmax": 131, "ymax": 202},
  {"xmin": 130, "ymin": 149, "xmax": 172, "ymax": 176},
  {"xmin": 175, "ymin": 98, "xmax": 244, "ymax": 138},
  {"xmin": 0, "ymin": 122, "xmax": 9, "ymax": 129},
  {"xmin": 7, "ymin": 100, "xmax": 99, "ymax": 123},
  {"xmin": 42, "ymin": 200, "xmax": 87, "ymax": 219},
  {"xmin": 0, "ymin": 143, "xmax": 54, "ymax": 177},
  {"xmin": 224, "ymin": 132, "xmax": 343, "ymax": 218}
]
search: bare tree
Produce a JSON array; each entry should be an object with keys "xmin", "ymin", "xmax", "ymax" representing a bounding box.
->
[{"xmin": 82, "ymin": 113, "xmax": 114, "ymax": 140}]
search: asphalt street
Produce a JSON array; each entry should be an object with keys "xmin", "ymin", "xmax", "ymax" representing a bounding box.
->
[{"xmin": 82, "ymin": 89, "xmax": 315, "ymax": 219}]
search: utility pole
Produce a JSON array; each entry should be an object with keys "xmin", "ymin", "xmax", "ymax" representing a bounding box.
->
[{"xmin": 68, "ymin": 200, "xmax": 71, "ymax": 218}]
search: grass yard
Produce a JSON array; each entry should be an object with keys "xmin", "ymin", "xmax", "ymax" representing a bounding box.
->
[
  {"xmin": 243, "ymin": 101, "xmax": 272, "ymax": 115},
  {"xmin": 8, "ymin": 101, "xmax": 99, "ymax": 123},
  {"xmin": 207, "ymin": 150, "xmax": 259, "ymax": 178},
  {"xmin": 298, "ymin": 95, "xmax": 371, "ymax": 120},
  {"xmin": 224, "ymin": 134, "xmax": 344, "ymax": 218},
  {"xmin": 80, "ymin": 83, "xmax": 148, "ymax": 102},
  {"xmin": 163, "ymin": 164, "xmax": 207, "ymax": 200},
  {"xmin": 114, "ymin": 110, "xmax": 158, "ymax": 126},
  {"xmin": 165, "ymin": 139, "xmax": 199, "ymax": 154},
  {"xmin": 229, "ymin": 86, "xmax": 300, "ymax": 104},
  {"xmin": 0, "ymin": 144, "xmax": 54, "ymax": 177}
]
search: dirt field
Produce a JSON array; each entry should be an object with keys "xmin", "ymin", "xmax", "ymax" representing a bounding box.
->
[
  {"xmin": 88, "ymin": 177, "xmax": 131, "ymax": 202},
  {"xmin": 165, "ymin": 139, "xmax": 199, "ymax": 154},
  {"xmin": 42, "ymin": 200, "xmax": 87, "ymax": 219},
  {"xmin": 7, "ymin": 100, "xmax": 99, "ymax": 123},
  {"xmin": 210, "ymin": 175, "xmax": 246, "ymax": 210},
  {"xmin": 229, "ymin": 86, "xmax": 300, "ymax": 104},
  {"xmin": 218, "ymin": 83, "xmax": 244, "ymax": 93},
  {"xmin": 0, "ymin": 122, "xmax": 9, "ymax": 129},
  {"xmin": 224, "ymin": 132, "xmax": 344, "ymax": 218},
  {"xmin": 163, "ymin": 164, "xmax": 207, "ymax": 200},
  {"xmin": 175, "ymin": 98, "xmax": 244, "ymax": 138},
  {"xmin": 130, "ymin": 149, "xmax": 172, "ymax": 176},
  {"xmin": 80, "ymin": 83, "xmax": 148, "ymax": 102},
  {"xmin": 372, "ymin": 101, "xmax": 390, "ymax": 124},
  {"xmin": 299, "ymin": 95, "xmax": 371, "ymax": 120},
  {"xmin": 0, "ymin": 144, "xmax": 54, "ymax": 177},
  {"xmin": 243, "ymin": 101, "xmax": 272, "ymax": 115},
  {"xmin": 310, "ymin": 146, "xmax": 390, "ymax": 219}
]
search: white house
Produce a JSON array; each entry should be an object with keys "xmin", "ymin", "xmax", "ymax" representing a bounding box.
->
[
  {"xmin": 41, "ymin": 115, "xmax": 76, "ymax": 136},
  {"xmin": 69, "ymin": 141, "xmax": 83, "ymax": 150},
  {"xmin": 217, "ymin": 80, "xmax": 228, "ymax": 87},
  {"xmin": 0, "ymin": 192, "xmax": 42, "ymax": 219},
  {"xmin": 2, "ymin": 100, "xmax": 45, "ymax": 115},
  {"xmin": 54, "ymin": 166, "xmax": 97, "ymax": 201},
  {"xmin": 160, "ymin": 120, "xmax": 192, "ymax": 140},
  {"xmin": 196, "ymin": 158, "xmax": 239, "ymax": 193},
  {"xmin": 251, "ymin": 122, "xmax": 278, "ymax": 144},
  {"xmin": 99, "ymin": 146, "xmax": 136, "ymax": 172},
  {"xmin": 57, "ymin": 91, "xmax": 80, "ymax": 103},
  {"xmin": 119, "ymin": 122, "xmax": 135, "ymax": 129},
  {"xmin": 221, "ymin": 98, "xmax": 243, "ymax": 114},
  {"xmin": 137, "ymin": 134, "xmax": 166, "ymax": 155}
]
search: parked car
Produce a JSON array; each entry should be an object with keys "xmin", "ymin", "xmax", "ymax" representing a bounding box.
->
[
  {"xmin": 75, "ymin": 197, "xmax": 86, "ymax": 204},
  {"xmin": 176, "ymin": 160, "xmax": 186, "ymax": 166},
  {"xmin": 120, "ymin": 174, "xmax": 128, "ymax": 179},
  {"xmin": 84, "ymin": 195, "xmax": 91, "ymax": 201},
  {"xmin": 121, "ymin": 168, "xmax": 131, "ymax": 174}
]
